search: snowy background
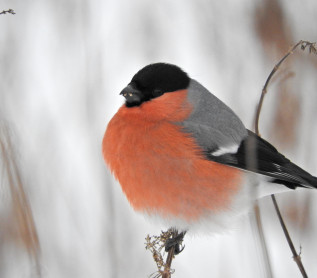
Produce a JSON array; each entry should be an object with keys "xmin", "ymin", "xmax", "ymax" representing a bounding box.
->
[{"xmin": 0, "ymin": 0, "xmax": 317, "ymax": 277}]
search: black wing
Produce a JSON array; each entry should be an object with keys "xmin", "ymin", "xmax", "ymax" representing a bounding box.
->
[{"xmin": 206, "ymin": 130, "xmax": 317, "ymax": 189}]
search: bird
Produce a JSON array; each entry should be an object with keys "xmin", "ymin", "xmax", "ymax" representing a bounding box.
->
[{"xmin": 102, "ymin": 62, "xmax": 317, "ymax": 244}]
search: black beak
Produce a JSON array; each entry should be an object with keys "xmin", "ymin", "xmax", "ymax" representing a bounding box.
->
[{"xmin": 120, "ymin": 84, "xmax": 142, "ymax": 104}]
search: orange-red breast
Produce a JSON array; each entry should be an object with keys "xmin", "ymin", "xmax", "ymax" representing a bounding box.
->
[{"xmin": 102, "ymin": 63, "xmax": 317, "ymax": 234}]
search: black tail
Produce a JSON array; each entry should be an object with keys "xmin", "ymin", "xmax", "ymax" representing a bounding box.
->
[
  {"xmin": 207, "ymin": 130, "xmax": 317, "ymax": 190},
  {"xmin": 270, "ymin": 160, "xmax": 317, "ymax": 189}
]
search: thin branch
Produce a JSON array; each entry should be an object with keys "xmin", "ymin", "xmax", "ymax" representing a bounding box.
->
[
  {"xmin": 254, "ymin": 40, "xmax": 316, "ymax": 278},
  {"xmin": 162, "ymin": 248, "xmax": 175, "ymax": 278},
  {"xmin": 271, "ymin": 195, "xmax": 308, "ymax": 278},
  {"xmin": 162, "ymin": 230, "xmax": 182, "ymax": 278},
  {"xmin": 254, "ymin": 40, "xmax": 316, "ymax": 135},
  {"xmin": 0, "ymin": 9, "xmax": 16, "ymax": 15},
  {"xmin": 252, "ymin": 203, "xmax": 273, "ymax": 278},
  {"xmin": 146, "ymin": 229, "xmax": 184, "ymax": 278}
]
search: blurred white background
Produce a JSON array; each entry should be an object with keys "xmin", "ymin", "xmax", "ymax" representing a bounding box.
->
[{"xmin": 0, "ymin": 0, "xmax": 316, "ymax": 277}]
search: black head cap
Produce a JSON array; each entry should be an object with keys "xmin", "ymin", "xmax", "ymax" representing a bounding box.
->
[{"xmin": 120, "ymin": 63, "xmax": 190, "ymax": 107}]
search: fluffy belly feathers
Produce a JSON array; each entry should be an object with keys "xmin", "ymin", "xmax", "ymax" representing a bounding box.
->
[{"xmin": 103, "ymin": 105, "xmax": 243, "ymax": 224}]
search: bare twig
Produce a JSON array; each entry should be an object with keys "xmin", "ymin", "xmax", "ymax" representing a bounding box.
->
[
  {"xmin": 254, "ymin": 40, "xmax": 316, "ymax": 135},
  {"xmin": 254, "ymin": 40, "xmax": 316, "ymax": 278},
  {"xmin": 271, "ymin": 195, "xmax": 308, "ymax": 278},
  {"xmin": 252, "ymin": 204, "xmax": 273, "ymax": 278},
  {"xmin": 162, "ymin": 230, "xmax": 182, "ymax": 278},
  {"xmin": 0, "ymin": 9, "xmax": 16, "ymax": 15},
  {"xmin": 146, "ymin": 229, "xmax": 184, "ymax": 278}
]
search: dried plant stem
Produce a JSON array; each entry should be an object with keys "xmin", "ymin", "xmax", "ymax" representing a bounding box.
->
[
  {"xmin": 146, "ymin": 229, "xmax": 184, "ymax": 278},
  {"xmin": 0, "ymin": 125, "xmax": 41, "ymax": 276},
  {"xmin": 253, "ymin": 203, "xmax": 273, "ymax": 278},
  {"xmin": 255, "ymin": 40, "xmax": 316, "ymax": 135},
  {"xmin": 162, "ymin": 246, "xmax": 175, "ymax": 278},
  {"xmin": 0, "ymin": 9, "xmax": 16, "ymax": 15},
  {"xmin": 271, "ymin": 195, "xmax": 308, "ymax": 278},
  {"xmin": 162, "ymin": 230, "xmax": 181, "ymax": 278},
  {"xmin": 255, "ymin": 40, "xmax": 316, "ymax": 278}
]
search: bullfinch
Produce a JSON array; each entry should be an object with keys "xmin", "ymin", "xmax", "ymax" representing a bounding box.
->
[{"xmin": 102, "ymin": 63, "xmax": 317, "ymax": 237}]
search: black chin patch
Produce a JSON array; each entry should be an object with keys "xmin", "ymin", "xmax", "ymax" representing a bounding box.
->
[{"xmin": 125, "ymin": 99, "xmax": 143, "ymax": 107}]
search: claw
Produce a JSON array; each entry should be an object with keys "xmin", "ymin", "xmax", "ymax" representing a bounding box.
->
[{"xmin": 165, "ymin": 231, "xmax": 186, "ymax": 255}]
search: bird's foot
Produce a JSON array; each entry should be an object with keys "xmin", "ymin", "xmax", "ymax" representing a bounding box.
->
[{"xmin": 165, "ymin": 230, "xmax": 186, "ymax": 255}]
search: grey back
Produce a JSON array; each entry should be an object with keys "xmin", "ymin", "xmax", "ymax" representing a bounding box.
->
[{"xmin": 180, "ymin": 79, "xmax": 247, "ymax": 152}]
